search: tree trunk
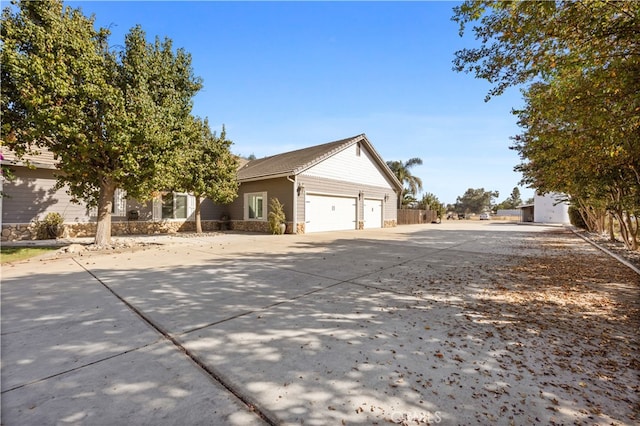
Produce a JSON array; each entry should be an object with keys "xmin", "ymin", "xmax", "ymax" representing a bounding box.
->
[
  {"xmin": 195, "ymin": 194, "xmax": 202, "ymax": 234},
  {"xmin": 95, "ymin": 178, "xmax": 116, "ymax": 246},
  {"xmin": 623, "ymin": 211, "xmax": 638, "ymax": 251},
  {"xmin": 608, "ymin": 212, "xmax": 615, "ymax": 241}
]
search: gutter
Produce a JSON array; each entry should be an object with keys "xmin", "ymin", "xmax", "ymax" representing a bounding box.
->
[{"xmin": 238, "ymin": 172, "xmax": 295, "ymax": 183}]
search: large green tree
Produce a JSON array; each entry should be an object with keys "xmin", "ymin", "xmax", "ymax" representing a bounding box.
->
[
  {"xmin": 172, "ymin": 118, "xmax": 239, "ymax": 233},
  {"xmin": 1, "ymin": 0, "xmax": 202, "ymax": 246},
  {"xmin": 512, "ymin": 78, "xmax": 639, "ymax": 245},
  {"xmin": 453, "ymin": 0, "xmax": 640, "ymax": 249},
  {"xmin": 455, "ymin": 188, "xmax": 499, "ymax": 214},
  {"xmin": 386, "ymin": 158, "xmax": 423, "ymax": 208}
]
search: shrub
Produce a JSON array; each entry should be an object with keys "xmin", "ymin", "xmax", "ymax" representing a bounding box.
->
[
  {"xmin": 35, "ymin": 212, "xmax": 64, "ymax": 239},
  {"xmin": 268, "ymin": 197, "xmax": 286, "ymax": 234}
]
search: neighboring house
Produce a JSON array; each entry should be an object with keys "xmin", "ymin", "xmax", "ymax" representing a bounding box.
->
[
  {"xmin": 518, "ymin": 192, "xmax": 570, "ymax": 224},
  {"xmin": 1, "ymin": 134, "xmax": 402, "ymax": 240}
]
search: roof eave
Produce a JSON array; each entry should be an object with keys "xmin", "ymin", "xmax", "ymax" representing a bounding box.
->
[
  {"xmin": 357, "ymin": 135, "xmax": 404, "ymax": 191},
  {"xmin": 1, "ymin": 159, "xmax": 58, "ymax": 170},
  {"xmin": 238, "ymin": 171, "xmax": 295, "ymax": 183}
]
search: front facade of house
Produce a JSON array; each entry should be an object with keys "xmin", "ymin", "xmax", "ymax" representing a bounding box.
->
[{"xmin": 1, "ymin": 134, "xmax": 401, "ymax": 240}]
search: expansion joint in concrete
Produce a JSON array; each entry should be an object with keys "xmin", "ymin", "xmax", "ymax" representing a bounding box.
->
[{"xmin": 70, "ymin": 258, "xmax": 279, "ymax": 426}]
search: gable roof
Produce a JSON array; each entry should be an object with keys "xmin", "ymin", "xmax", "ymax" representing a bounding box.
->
[{"xmin": 237, "ymin": 133, "xmax": 402, "ymax": 190}]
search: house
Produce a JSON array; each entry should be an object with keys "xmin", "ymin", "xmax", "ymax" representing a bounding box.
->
[
  {"xmin": 1, "ymin": 134, "xmax": 402, "ymax": 240},
  {"xmin": 518, "ymin": 192, "xmax": 570, "ymax": 224},
  {"xmin": 218, "ymin": 134, "xmax": 402, "ymax": 233},
  {"xmin": 0, "ymin": 148, "xmax": 210, "ymax": 239}
]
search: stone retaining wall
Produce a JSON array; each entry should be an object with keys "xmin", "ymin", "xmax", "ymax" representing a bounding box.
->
[
  {"xmin": 227, "ymin": 220, "xmax": 269, "ymax": 233},
  {"xmin": 2, "ymin": 219, "xmax": 394, "ymax": 241},
  {"xmin": 296, "ymin": 223, "xmax": 305, "ymax": 234},
  {"xmin": 1, "ymin": 223, "xmax": 41, "ymax": 242},
  {"xmin": 1, "ymin": 220, "xmax": 227, "ymax": 242},
  {"xmin": 228, "ymin": 221, "xmax": 294, "ymax": 234}
]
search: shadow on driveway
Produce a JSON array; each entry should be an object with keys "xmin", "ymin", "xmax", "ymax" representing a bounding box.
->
[{"xmin": 2, "ymin": 226, "xmax": 638, "ymax": 425}]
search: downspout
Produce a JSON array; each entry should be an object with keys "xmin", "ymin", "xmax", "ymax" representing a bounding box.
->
[{"xmin": 287, "ymin": 175, "xmax": 297, "ymax": 234}]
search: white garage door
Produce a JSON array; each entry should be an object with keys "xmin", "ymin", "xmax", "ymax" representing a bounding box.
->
[
  {"xmin": 364, "ymin": 199, "xmax": 382, "ymax": 229},
  {"xmin": 305, "ymin": 194, "xmax": 356, "ymax": 233}
]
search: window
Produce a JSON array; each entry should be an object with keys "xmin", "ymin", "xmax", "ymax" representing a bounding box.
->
[
  {"xmin": 356, "ymin": 142, "xmax": 361, "ymax": 157},
  {"xmin": 162, "ymin": 193, "xmax": 188, "ymax": 219},
  {"xmin": 245, "ymin": 192, "xmax": 266, "ymax": 220},
  {"xmin": 112, "ymin": 188, "xmax": 126, "ymax": 216},
  {"xmin": 248, "ymin": 194, "xmax": 264, "ymax": 219}
]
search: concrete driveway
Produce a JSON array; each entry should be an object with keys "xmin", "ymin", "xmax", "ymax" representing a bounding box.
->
[{"xmin": 2, "ymin": 222, "xmax": 638, "ymax": 425}]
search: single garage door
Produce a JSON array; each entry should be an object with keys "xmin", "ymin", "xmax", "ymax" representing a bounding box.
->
[
  {"xmin": 305, "ymin": 194, "xmax": 356, "ymax": 233},
  {"xmin": 364, "ymin": 199, "xmax": 382, "ymax": 229}
]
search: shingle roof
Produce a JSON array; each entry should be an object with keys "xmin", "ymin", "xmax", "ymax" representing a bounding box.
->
[{"xmin": 237, "ymin": 134, "xmax": 365, "ymax": 181}]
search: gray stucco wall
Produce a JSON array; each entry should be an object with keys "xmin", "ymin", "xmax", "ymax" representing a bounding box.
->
[{"xmin": 232, "ymin": 178, "xmax": 295, "ymax": 221}]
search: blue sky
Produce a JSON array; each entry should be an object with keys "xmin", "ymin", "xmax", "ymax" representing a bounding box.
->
[{"xmin": 69, "ymin": 1, "xmax": 533, "ymax": 205}]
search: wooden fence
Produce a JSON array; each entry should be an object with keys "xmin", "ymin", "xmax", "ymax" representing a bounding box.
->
[{"xmin": 397, "ymin": 209, "xmax": 438, "ymax": 225}]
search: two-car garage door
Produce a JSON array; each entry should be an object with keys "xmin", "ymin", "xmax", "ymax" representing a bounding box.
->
[
  {"xmin": 305, "ymin": 194, "xmax": 356, "ymax": 233},
  {"xmin": 305, "ymin": 194, "xmax": 383, "ymax": 233}
]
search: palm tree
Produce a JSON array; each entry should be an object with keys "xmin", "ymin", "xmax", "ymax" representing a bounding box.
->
[{"xmin": 386, "ymin": 158, "xmax": 423, "ymax": 208}]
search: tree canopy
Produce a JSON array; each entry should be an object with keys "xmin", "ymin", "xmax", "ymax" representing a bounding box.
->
[
  {"xmin": 171, "ymin": 118, "xmax": 239, "ymax": 233},
  {"xmin": 420, "ymin": 192, "xmax": 445, "ymax": 218},
  {"xmin": 455, "ymin": 188, "xmax": 499, "ymax": 214},
  {"xmin": 494, "ymin": 187, "xmax": 522, "ymax": 211},
  {"xmin": 453, "ymin": 0, "xmax": 640, "ymax": 249},
  {"xmin": 1, "ymin": 0, "xmax": 204, "ymax": 245}
]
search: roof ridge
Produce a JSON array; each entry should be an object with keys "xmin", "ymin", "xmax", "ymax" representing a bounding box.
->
[
  {"xmin": 237, "ymin": 134, "xmax": 365, "ymax": 180},
  {"xmin": 244, "ymin": 134, "xmax": 363, "ymax": 165},
  {"xmin": 236, "ymin": 133, "xmax": 398, "ymax": 184}
]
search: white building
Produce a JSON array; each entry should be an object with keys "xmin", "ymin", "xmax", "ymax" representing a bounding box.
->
[{"xmin": 520, "ymin": 192, "xmax": 570, "ymax": 224}]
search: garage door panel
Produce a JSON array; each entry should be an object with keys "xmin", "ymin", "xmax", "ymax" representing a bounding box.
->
[
  {"xmin": 364, "ymin": 199, "xmax": 382, "ymax": 229},
  {"xmin": 306, "ymin": 195, "xmax": 356, "ymax": 233}
]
